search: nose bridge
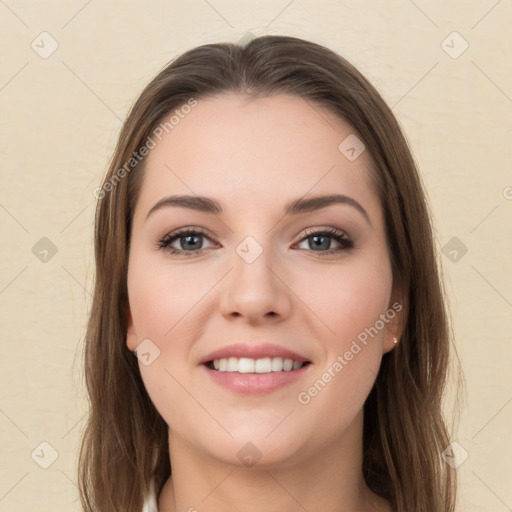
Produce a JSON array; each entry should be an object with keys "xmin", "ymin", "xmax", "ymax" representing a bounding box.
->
[{"xmin": 219, "ymin": 234, "xmax": 291, "ymax": 320}]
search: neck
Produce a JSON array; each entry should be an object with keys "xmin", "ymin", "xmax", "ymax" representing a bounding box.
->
[{"xmin": 157, "ymin": 410, "xmax": 390, "ymax": 512}]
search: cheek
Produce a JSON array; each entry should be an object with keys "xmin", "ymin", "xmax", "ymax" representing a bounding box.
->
[
  {"xmin": 127, "ymin": 254, "xmax": 215, "ymax": 340},
  {"xmin": 138, "ymin": 360, "xmax": 209, "ymax": 439},
  {"xmin": 290, "ymin": 258, "xmax": 391, "ymax": 430},
  {"xmin": 294, "ymin": 255, "xmax": 392, "ymax": 348},
  {"xmin": 127, "ymin": 259, "xmax": 203, "ymax": 429},
  {"xmin": 127, "ymin": 257, "xmax": 215, "ymax": 426}
]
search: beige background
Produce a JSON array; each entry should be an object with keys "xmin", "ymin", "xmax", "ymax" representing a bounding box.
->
[{"xmin": 1, "ymin": 1, "xmax": 511, "ymax": 510}]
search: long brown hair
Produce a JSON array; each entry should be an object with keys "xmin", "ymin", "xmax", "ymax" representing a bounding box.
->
[{"xmin": 78, "ymin": 35, "xmax": 463, "ymax": 511}]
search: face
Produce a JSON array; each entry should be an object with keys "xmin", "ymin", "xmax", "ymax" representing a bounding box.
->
[{"xmin": 126, "ymin": 93, "xmax": 402, "ymax": 469}]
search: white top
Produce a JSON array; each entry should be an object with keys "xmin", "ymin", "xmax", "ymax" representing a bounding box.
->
[{"xmin": 142, "ymin": 480, "xmax": 158, "ymax": 512}]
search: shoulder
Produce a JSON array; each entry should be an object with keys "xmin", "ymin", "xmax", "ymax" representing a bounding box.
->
[{"xmin": 142, "ymin": 480, "xmax": 159, "ymax": 512}]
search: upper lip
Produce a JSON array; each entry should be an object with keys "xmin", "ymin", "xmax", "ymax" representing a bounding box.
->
[{"xmin": 199, "ymin": 343, "xmax": 311, "ymax": 365}]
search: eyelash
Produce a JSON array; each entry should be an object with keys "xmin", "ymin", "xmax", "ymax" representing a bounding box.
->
[{"xmin": 156, "ymin": 226, "xmax": 354, "ymax": 257}]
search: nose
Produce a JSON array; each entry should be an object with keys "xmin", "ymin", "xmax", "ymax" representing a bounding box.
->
[{"xmin": 218, "ymin": 241, "xmax": 292, "ymax": 324}]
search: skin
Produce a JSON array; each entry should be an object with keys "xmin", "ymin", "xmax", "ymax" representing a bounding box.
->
[{"xmin": 126, "ymin": 93, "xmax": 402, "ymax": 512}]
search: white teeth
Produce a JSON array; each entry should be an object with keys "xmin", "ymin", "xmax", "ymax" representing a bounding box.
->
[
  {"xmin": 271, "ymin": 357, "xmax": 283, "ymax": 371},
  {"xmin": 283, "ymin": 359, "xmax": 293, "ymax": 371},
  {"xmin": 238, "ymin": 357, "xmax": 255, "ymax": 373},
  {"xmin": 227, "ymin": 357, "xmax": 238, "ymax": 372},
  {"xmin": 211, "ymin": 357, "xmax": 306, "ymax": 373},
  {"xmin": 255, "ymin": 357, "xmax": 272, "ymax": 373}
]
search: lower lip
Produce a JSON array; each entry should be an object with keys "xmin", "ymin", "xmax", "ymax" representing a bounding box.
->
[{"xmin": 201, "ymin": 363, "xmax": 312, "ymax": 394}]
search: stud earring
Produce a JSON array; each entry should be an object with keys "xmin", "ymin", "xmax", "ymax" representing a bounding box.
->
[{"xmin": 393, "ymin": 337, "xmax": 398, "ymax": 344}]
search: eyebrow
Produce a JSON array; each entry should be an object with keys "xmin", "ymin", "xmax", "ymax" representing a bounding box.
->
[{"xmin": 145, "ymin": 193, "xmax": 372, "ymax": 226}]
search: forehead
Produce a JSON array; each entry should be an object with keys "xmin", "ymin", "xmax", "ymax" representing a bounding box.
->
[{"xmin": 136, "ymin": 93, "xmax": 380, "ymax": 221}]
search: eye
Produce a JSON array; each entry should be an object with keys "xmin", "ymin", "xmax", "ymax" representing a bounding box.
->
[
  {"xmin": 156, "ymin": 226, "xmax": 354, "ymax": 257},
  {"xmin": 156, "ymin": 227, "xmax": 217, "ymax": 256},
  {"xmin": 294, "ymin": 227, "xmax": 354, "ymax": 254}
]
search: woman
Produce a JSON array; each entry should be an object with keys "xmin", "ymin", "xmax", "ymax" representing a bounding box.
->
[{"xmin": 79, "ymin": 35, "xmax": 461, "ymax": 511}]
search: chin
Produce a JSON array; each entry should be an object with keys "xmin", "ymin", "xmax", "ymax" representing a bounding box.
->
[{"xmin": 185, "ymin": 418, "xmax": 316, "ymax": 470}]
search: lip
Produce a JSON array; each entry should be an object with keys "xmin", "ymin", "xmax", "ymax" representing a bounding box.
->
[
  {"xmin": 200, "ymin": 361, "xmax": 312, "ymax": 394},
  {"xmin": 199, "ymin": 343, "xmax": 310, "ymax": 365},
  {"xmin": 199, "ymin": 342, "xmax": 312, "ymax": 395}
]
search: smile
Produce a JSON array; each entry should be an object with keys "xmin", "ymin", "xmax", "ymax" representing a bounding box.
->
[
  {"xmin": 202, "ymin": 359, "xmax": 312, "ymax": 394},
  {"xmin": 207, "ymin": 357, "xmax": 310, "ymax": 373}
]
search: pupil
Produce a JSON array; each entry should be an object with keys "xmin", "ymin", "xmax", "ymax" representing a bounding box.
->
[
  {"xmin": 311, "ymin": 235, "xmax": 330, "ymax": 250},
  {"xmin": 183, "ymin": 235, "xmax": 201, "ymax": 249}
]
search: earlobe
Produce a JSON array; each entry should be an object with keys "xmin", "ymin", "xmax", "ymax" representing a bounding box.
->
[
  {"xmin": 383, "ymin": 331, "xmax": 402, "ymax": 354},
  {"xmin": 383, "ymin": 335, "xmax": 399, "ymax": 354},
  {"xmin": 382, "ymin": 288, "xmax": 406, "ymax": 354}
]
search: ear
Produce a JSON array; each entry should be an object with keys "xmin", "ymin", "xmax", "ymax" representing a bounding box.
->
[
  {"xmin": 125, "ymin": 303, "xmax": 138, "ymax": 352},
  {"xmin": 382, "ymin": 285, "xmax": 406, "ymax": 354}
]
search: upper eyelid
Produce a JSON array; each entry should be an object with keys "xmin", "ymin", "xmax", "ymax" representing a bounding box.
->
[{"xmin": 161, "ymin": 226, "xmax": 217, "ymax": 243}]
